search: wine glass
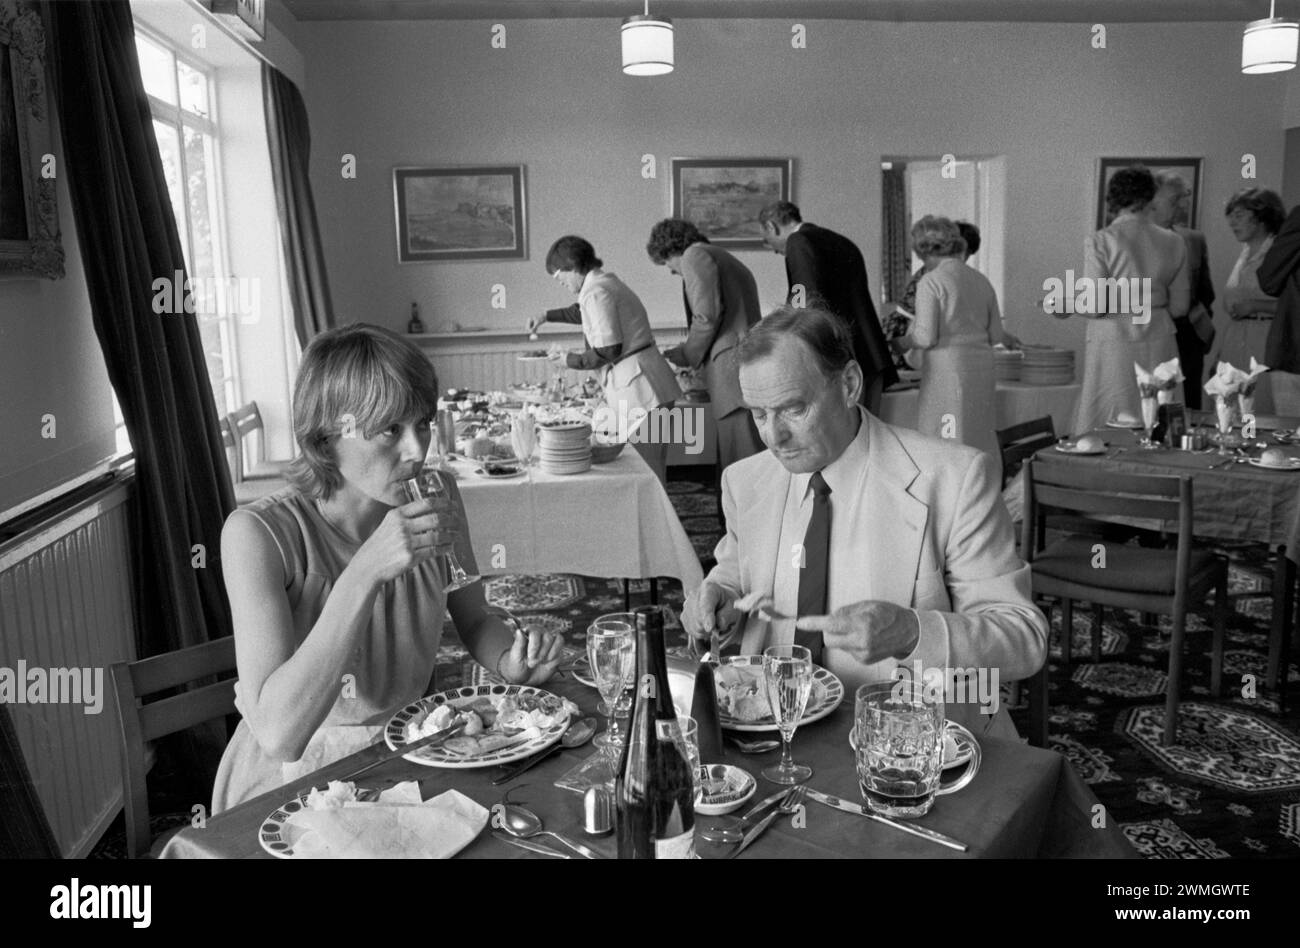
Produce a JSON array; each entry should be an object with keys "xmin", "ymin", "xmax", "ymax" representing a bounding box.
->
[
  {"xmin": 1139, "ymin": 394, "xmax": 1160, "ymax": 449},
  {"xmin": 762, "ymin": 644, "xmax": 814, "ymax": 785},
  {"xmin": 588, "ymin": 624, "xmax": 635, "ymax": 753},
  {"xmin": 591, "ymin": 613, "xmax": 638, "ymax": 719},
  {"xmin": 403, "ymin": 469, "xmax": 480, "ymax": 593},
  {"xmin": 1213, "ymin": 395, "xmax": 1235, "ymax": 456}
]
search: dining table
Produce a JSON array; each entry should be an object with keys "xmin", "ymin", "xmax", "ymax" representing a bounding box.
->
[
  {"xmin": 1034, "ymin": 417, "xmax": 1300, "ymax": 699},
  {"xmin": 161, "ymin": 672, "xmax": 1133, "ymax": 859},
  {"xmin": 447, "ymin": 448, "xmax": 703, "ymax": 597}
]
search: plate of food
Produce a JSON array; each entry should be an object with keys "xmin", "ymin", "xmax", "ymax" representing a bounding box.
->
[
  {"xmin": 714, "ymin": 656, "xmax": 844, "ymax": 732},
  {"xmin": 384, "ymin": 685, "xmax": 575, "ymax": 769},
  {"xmin": 259, "ymin": 781, "xmax": 385, "ymax": 858},
  {"xmin": 517, "ymin": 351, "xmax": 551, "ymax": 362},
  {"xmin": 476, "ymin": 459, "xmax": 526, "ymax": 478},
  {"xmin": 1248, "ymin": 448, "xmax": 1300, "ymax": 470},
  {"xmin": 1054, "ymin": 435, "xmax": 1107, "ymax": 455}
]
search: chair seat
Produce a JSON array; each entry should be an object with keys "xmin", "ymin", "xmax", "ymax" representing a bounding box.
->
[{"xmin": 1032, "ymin": 535, "xmax": 1220, "ymax": 595}]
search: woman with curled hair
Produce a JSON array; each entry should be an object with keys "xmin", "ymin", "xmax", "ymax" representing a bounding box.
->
[
  {"xmin": 893, "ymin": 215, "xmax": 1011, "ymax": 459},
  {"xmin": 211, "ymin": 324, "xmax": 563, "ymax": 813},
  {"xmin": 1212, "ymin": 187, "xmax": 1287, "ymax": 412},
  {"xmin": 1062, "ymin": 166, "xmax": 1189, "ymax": 434},
  {"xmin": 527, "ymin": 235, "xmax": 681, "ymax": 484}
]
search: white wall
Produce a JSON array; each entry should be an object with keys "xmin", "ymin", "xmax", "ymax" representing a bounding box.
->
[{"xmin": 287, "ymin": 19, "xmax": 1289, "ymax": 368}]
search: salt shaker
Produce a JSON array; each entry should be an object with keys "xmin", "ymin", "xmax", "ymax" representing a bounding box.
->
[{"xmin": 583, "ymin": 786, "xmax": 613, "ymax": 836}]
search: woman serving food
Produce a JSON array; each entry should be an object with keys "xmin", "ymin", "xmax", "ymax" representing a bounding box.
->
[
  {"xmin": 211, "ymin": 324, "xmax": 563, "ymax": 812},
  {"xmin": 528, "ymin": 235, "xmax": 681, "ymax": 484}
]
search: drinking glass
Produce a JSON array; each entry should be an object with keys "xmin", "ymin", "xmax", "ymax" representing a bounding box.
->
[
  {"xmin": 591, "ymin": 613, "xmax": 638, "ymax": 719},
  {"xmin": 761, "ymin": 644, "xmax": 813, "ymax": 785},
  {"xmin": 1239, "ymin": 388, "xmax": 1255, "ymax": 425},
  {"xmin": 854, "ymin": 680, "xmax": 981, "ymax": 819},
  {"xmin": 669, "ymin": 716, "xmax": 702, "ymax": 802},
  {"xmin": 1139, "ymin": 395, "xmax": 1160, "ymax": 449},
  {"xmin": 587, "ymin": 624, "xmax": 635, "ymax": 753},
  {"xmin": 403, "ymin": 469, "xmax": 480, "ymax": 593},
  {"xmin": 1213, "ymin": 395, "xmax": 1235, "ymax": 456}
]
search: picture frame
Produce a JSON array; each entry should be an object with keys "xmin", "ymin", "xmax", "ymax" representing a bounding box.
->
[
  {"xmin": 670, "ymin": 157, "xmax": 792, "ymax": 249},
  {"xmin": 0, "ymin": 0, "xmax": 64, "ymax": 279},
  {"xmin": 1095, "ymin": 157, "xmax": 1202, "ymax": 231},
  {"xmin": 393, "ymin": 165, "xmax": 527, "ymax": 262}
]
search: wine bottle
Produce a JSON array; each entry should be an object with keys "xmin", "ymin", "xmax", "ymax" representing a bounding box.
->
[{"xmin": 615, "ymin": 606, "xmax": 696, "ymax": 859}]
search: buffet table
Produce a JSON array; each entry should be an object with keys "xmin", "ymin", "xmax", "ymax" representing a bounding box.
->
[{"xmin": 162, "ymin": 672, "xmax": 1133, "ymax": 859}]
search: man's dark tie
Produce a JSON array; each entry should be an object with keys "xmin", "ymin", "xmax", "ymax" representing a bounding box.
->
[{"xmin": 796, "ymin": 472, "xmax": 831, "ymax": 665}]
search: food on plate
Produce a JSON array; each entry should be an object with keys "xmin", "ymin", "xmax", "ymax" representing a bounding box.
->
[
  {"xmin": 520, "ymin": 350, "xmax": 548, "ymax": 359},
  {"xmin": 1075, "ymin": 435, "xmax": 1104, "ymax": 452},
  {"xmin": 405, "ymin": 692, "xmax": 576, "ymax": 756},
  {"xmin": 715, "ymin": 665, "xmax": 776, "ymax": 723},
  {"xmin": 305, "ymin": 781, "xmax": 360, "ymax": 810},
  {"xmin": 1261, "ymin": 447, "xmax": 1290, "ymax": 466}
]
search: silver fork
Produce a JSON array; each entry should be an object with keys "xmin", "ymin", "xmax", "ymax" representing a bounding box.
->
[{"xmin": 727, "ymin": 785, "xmax": 807, "ymax": 858}]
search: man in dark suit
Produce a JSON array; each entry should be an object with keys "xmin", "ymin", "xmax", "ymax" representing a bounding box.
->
[
  {"xmin": 647, "ymin": 219, "xmax": 765, "ymax": 526},
  {"xmin": 759, "ymin": 201, "xmax": 898, "ymax": 413},
  {"xmin": 1151, "ymin": 172, "xmax": 1215, "ymax": 408}
]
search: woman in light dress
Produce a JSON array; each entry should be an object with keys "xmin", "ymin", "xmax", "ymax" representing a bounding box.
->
[
  {"xmin": 530, "ymin": 235, "xmax": 681, "ymax": 484},
  {"xmin": 893, "ymin": 216, "xmax": 1013, "ymax": 460},
  {"xmin": 1064, "ymin": 166, "xmax": 1190, "ymax": 435},
  {"xmin": 1211, "ymin": 188, "xmax": 1286, "ymax": 413},
  {"xmin": 212, "ymin": 325, "xmax": 563, "ymax": 813}
]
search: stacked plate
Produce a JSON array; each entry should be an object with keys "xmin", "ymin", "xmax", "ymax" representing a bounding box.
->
[
  {"xmin": 994, "ymin": 348, "xmax": 1023, "ymax": 382},
  {"xmin": 1019, "ymin": 347, "xmax": 1074, "ymax": 385},
  {"xmin": 537, "ymin": 421, "xmax": 592, "ymax": 475}
]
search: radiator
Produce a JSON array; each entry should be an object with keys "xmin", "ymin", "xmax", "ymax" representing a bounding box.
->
[{"xmin": 0, "ymin": 476, "xmax": 136, "ymax": 857}]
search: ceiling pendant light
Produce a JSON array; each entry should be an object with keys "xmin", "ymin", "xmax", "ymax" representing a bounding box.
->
[
  {"xmin": 1243, "ymin": 1, "xmax": 1299, "ymax": 74},
  {"xmin": 622, "ymin": 0, "xmax": 674, "ymax": 76}
]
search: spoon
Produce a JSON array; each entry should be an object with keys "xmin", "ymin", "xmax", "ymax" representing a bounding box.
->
[
  {"xmin": 491, "ymin": 717, "xmax": 596, "ymax": 785},
  {"xmin": 497, "ymin": 802, "xmax": 605, "ymax": 859}
]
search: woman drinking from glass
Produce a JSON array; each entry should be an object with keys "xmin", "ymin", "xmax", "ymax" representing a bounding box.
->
[{"xmin": 211, "ymin": 324, "xmax": 563, "ymax": 813}]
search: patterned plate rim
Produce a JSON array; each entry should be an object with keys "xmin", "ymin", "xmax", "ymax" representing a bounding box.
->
[
  {"xmin": 258, "ymin": 786, "xmax": 381, "ymax": 859},
  {"xmin": 716, "ymin": 656, "xmax": 844, "ymax": 732},
  {"xmin": 382, "ymin": 684, "xmax": 570, "ymax": 769}
]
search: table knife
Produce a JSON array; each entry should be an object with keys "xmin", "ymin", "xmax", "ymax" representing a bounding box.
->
[
  {"xmin": 726, "ymin": 807, "xmax": 782, "ymax": 859},
  {"xmin": 491, "ymin": 742, "xmax": 564, "ymax": 785},
  {"xmin": 804, "ymin": 788, "xmax": 968, "ymax": 852},
  {"xmin": 335, "ymin": 721, "xmax": 467, "ymax": 782},
  {"xmin": 492, "ymin": 831, "xmax": 571, "ymax": 858}
]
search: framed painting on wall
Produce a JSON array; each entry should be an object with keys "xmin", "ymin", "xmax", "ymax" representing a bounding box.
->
[
  {"xmin": 393, "ymin": 165, "xmax": 527, "ymax": 262},
  {"xmin": 670, "ymin": 158, "xmax": 792, "ymax": 249},
  {"xmin": 1095, "ymin": 157, "xmax": 1202, "ymax": 230}
]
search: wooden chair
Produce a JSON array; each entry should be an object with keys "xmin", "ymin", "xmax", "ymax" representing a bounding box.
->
[
  {"xmin": 1021, "ymin": 458, "xmax": 1228, "ymax": 747},
  {"xmin": 228, "ymin": 402, "xmax": 292, "ymax": 481},
  {"xmin": 996, "ymin": 415, "xmax": 1057, "ymax": 490},
  {"xmin": 109, "ymin": 637, "xmax": 238, "ymax": 858},
  {"xmin": 221, "ymin": 410, "xmax": 288, "ymax": 505}
]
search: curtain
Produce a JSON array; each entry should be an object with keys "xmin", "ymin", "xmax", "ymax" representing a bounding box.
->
[
  {"xmin": 263, "ymin": 63, "xmax": 334, "ymax": 345},
  {"xmin": 46, "ymin": 0, "xmax": 234, "ymax": 661},
  {"xmin": 882, "ymin": 164, "xmax": 910, "ymax": 303},
  {"xmin": 0, "ymin": 705, "xmax": 58, "ymax": 858}
]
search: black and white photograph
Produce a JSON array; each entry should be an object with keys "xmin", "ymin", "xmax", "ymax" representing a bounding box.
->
[{"xmin": 4, "ymin": 0, "xmax": 1300, "ymax": 914}]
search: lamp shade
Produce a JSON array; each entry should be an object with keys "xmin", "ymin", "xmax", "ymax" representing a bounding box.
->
[
  {"xmin": 1242, "ymin": 16, "xmax": 1299, "ymax": 74},
  {"xmin": 622, "ymin": 14, "xmax": 673, "ymax": 76}
]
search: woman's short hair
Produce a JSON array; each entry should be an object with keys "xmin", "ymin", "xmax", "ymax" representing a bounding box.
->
[
  {"xmin": 545, "ymin": 235, "xmax": 603, "ymax": 275},
  {"xmin": 955, "ymin": 220, "xmax": 981, "ymax": 257},
  {"xmin": 288, "ymin": 323, "xmax": 439, "ymax": 500},
  {"xmin": 910, "ymin": 215, "xmax": 966, "ymax": 259},
  {"xmin": 1225, "ymin": 187, "xmax": 1286, "ymax": 234},
  {"xmin": 646, "ymin": 218, "xmax": 709, "ymax": 264},
  {"xmin": 1106, "ymin": 166, "xmax": 1156, "ymax": 216},
  {"xmin": 736, "ymin": 304, "xmax": 855, "ymax": 379}
]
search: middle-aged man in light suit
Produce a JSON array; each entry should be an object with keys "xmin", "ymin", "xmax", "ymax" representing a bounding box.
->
[{"xmin": 680, "ymin": 306, "xmax": 1048, "ymax": 735}]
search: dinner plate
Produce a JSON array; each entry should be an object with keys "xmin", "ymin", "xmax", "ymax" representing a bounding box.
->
[
  {"xmin": 475, "ymin": 466, "xmax": 526, "ymax": 479},
  {"xmin": 1247, "ymin": 457, "xmax": 1300, "ymax": 471},
  {"xmin": 1105, "ymin": 419, "xmax": 1142, "ymax": 430},
  {"xmin": 848, "ymin": 724, "xmax": 975, "ymax": 770},
  {"xmin": 1054, "ymin": 442, "xmax": 1107, "ymax": 455},
  {"xmin": 516, "ymin": 353, "xmax": 550, "ymax": 362},
  {"xmin": 258, "ymin": 786, "xmax": 382, "ymax": 859},
  {"xmin": 714, "ymin": 656, "xmax": 844, "ymax": 732},
  {"xmin": 383, "ymin": 685, "xmax": 571, "ymax": 769}
]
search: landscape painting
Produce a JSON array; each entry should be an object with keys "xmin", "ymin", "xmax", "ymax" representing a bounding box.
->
[
  {"xmin": 671, "ymin": 158, "xmax": 792, "ymax": 249},
  {"xmin": 394, "ymin": 165, "xmax": 527, "ymax": 262}
]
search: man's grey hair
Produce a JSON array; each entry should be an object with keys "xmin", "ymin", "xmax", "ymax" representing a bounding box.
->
[{"xmin": 1154, "ymin": 171, "xmax": 1187, "ymax": 192}]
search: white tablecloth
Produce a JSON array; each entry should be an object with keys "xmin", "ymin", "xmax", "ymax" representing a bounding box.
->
[
  {"xmin": 449, "ymin": 449, "xmax": 703, "ymax": 591},
  {"xmin": 880, "ymin": 382, "xmax": 1081, "ymax": 439}
]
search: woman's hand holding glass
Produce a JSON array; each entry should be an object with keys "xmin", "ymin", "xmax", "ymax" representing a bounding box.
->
[{"xmin": 350, "ymin": 495, "xmax": 459, "ymax": 588}]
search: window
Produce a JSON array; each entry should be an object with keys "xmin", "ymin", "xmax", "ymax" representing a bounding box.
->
[{"xmin": 132, "ymin": 29, "xmax": 241, "ymax": 420}]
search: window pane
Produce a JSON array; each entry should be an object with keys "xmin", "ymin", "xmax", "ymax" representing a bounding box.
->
[
  {"xmin": 134, "ymin": 35, "xmax": 176, "ymax": 105},
  {"xmin": 176, "ymin": 59, "xmax": 210, "ymax": 118},
  {"xmin": 198, "ymin": 317, "xmax": 230, "ymax": 412},
  {"xmin": 183, "ymin": 126, "xmax": 216, "ymax": 278},
  {"xmin": 152, "ymin": 119, "xmax": 191, "ymax": 268}
]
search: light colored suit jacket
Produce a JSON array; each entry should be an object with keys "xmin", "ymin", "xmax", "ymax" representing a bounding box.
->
[{"xmin": 704, "ymin": 412, "xmax": 1048, "ymax": 731}]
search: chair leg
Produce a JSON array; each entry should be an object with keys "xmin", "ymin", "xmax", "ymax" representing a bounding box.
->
[
  {"xmin": 1060, "ymin": 598, "xmax": 1074, "ymax": 666},
  {"xmin": 1164, "ymin": 601, "xmax": 1188, "ymax": 747},
  {"xmin": 1027, "ymin": 664, "xmax": 1049, "ymax": 748},
  {"xmin": 1211, "ymin": 567, "xmax": 1227, "ymax": 698},
  {"xmin": 1092, "ymin": 603, "xmax": 1103, "ymax": 663}
]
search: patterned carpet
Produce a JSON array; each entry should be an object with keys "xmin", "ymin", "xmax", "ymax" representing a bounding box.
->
[{"xmin": 90, "ymin": 466, "xmax": 1300, "ymax": 858}]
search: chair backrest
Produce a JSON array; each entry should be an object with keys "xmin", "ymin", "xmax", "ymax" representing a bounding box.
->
[
  {"xmin": 218, "ymin": 414, "xmax": 243, "ymax": 484},
  {"xmin": 1020, "ymin": 457, "xmax": 1194, "ymax": 571},
  {"xmin": 109, "ymin": 636, "xmax": 238, "ymax": 858},
  {"xmin": 229, "ymin": 402, "xmax": 266, "ymax": 468},
  {"xmin": 997, "ymin": 415, "xmax": 1057, "ymax": 488}
]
